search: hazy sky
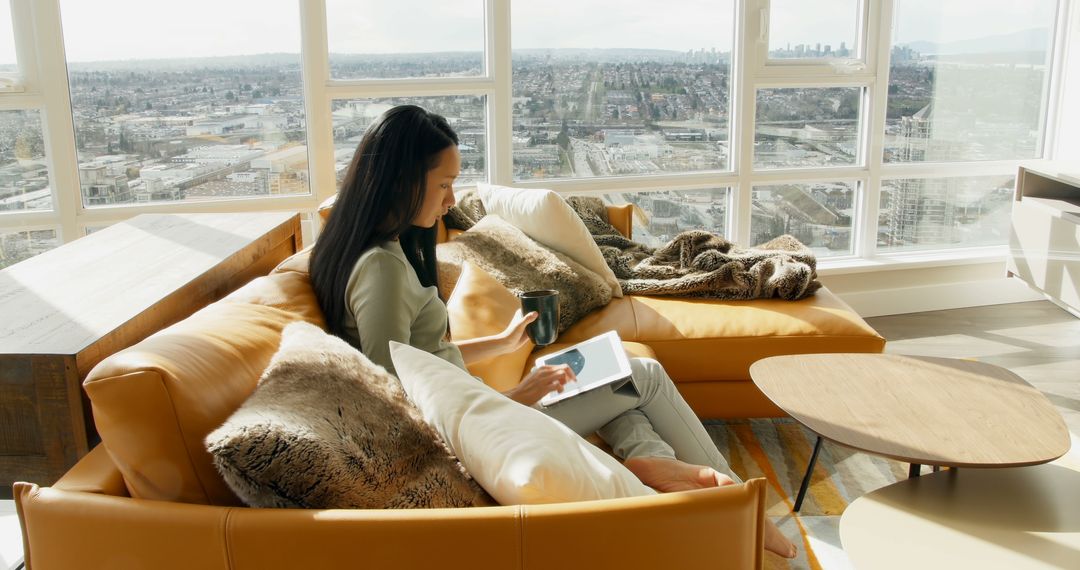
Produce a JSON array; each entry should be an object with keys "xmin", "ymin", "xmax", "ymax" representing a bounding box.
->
[{"xmin": 0, "ymin": 0, "xmax": 1061, "ymax": 65}]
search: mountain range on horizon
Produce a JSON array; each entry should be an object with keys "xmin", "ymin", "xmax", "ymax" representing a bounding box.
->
[{"xmin": 897, "ymin": 27, "xmax": 1050, "ymax": 56}]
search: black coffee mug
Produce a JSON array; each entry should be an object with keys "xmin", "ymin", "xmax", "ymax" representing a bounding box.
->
[{"xmin": 519, "ymin": 290, "xmax": 559, "ymax": 347}]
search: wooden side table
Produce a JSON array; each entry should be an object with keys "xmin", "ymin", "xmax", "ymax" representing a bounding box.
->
[
  {"xmin": 750, "ymin": 353, "xmax": 1071, "ymax": 511},
  {"xmin": 0, "ymin": 212, "xmax": 302, "ymax": 494}
]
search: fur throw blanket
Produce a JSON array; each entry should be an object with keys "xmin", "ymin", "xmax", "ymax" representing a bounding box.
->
[
  {"xmin": 568, "ymin": 197, "xmax": 821, "ymax": 300},
  {"xmin": 445, "ymin": 193, "xmax": 821, "ymax": 301}
]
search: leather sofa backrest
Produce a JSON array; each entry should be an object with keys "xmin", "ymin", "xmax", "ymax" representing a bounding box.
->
[{"xmin": 83, "ymin": 255, "xmax": 325, "ymax": 505}]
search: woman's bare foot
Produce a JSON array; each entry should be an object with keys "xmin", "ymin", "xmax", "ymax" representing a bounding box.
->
[
  {"xmin": 623, "ymin": 456, "xmax": 735, "ymax": 493},
  {"xmin": 764, "ymin": 519, "xmax": 798, "ymax": 559}
]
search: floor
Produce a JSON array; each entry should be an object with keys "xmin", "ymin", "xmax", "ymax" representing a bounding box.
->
[
  {"xmin": 1, "ymin": 300, "xmax": 1077, "ymax": 570},
  {"xmin": 867, "ymin": 300, "xmax": 1080, "ymax": 438},
  {"xmin": 0, "ymin": 500, "xmax": 19, "ymax": 570}
]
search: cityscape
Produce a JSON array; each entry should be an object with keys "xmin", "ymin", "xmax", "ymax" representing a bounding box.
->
[{"xmin": 0, "ymin": 41, "xmax": 1045, "ymax": 268}]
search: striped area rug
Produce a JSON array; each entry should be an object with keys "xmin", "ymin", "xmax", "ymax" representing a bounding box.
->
[{"xmin": 705, "ymin": 419, "xmax": 910, "ymax": 570}]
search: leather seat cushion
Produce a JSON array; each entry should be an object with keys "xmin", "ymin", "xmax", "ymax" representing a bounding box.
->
[{"xmin": 558, "ymin": 287, "xmax": 884, "ymax": 382}]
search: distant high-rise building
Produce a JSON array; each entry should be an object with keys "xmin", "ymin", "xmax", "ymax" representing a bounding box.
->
[{"xmin": 887, "ymin": 104, "xmax": 961, "ymax": 247}]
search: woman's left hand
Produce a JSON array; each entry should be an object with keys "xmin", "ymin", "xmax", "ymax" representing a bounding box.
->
[{"xmin": 498, "ymin": 309, "xmax": 538, "ymax": 354}]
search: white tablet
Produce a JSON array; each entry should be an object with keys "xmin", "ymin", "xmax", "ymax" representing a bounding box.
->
[{"xmin": 536, "ymin": 331, "xmax": 633, "ymax": 407}]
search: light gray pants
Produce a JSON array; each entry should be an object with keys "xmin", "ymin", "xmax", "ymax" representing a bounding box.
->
[{"xmin": 539, "ymin": 357, "xmax": 741, "ymax": 483}]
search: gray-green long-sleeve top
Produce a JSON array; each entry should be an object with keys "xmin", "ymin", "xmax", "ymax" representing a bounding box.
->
[{"xmin": 342, "ymin": 240, "xmax": 466, "ymax": 377}]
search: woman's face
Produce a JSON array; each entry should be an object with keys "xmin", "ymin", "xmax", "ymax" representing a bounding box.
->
[{"xmin": 412, "ymin": 145, "xmax": 460, "ymax": 228}]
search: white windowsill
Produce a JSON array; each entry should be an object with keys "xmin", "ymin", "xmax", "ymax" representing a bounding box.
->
[{"xmin": 817, "ymin": 246, "xmax": 1008, "ymax": 276}]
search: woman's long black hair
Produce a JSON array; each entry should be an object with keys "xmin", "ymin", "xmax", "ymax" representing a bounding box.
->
[{"xmin": 310, "ymin": 105, "xmax": 459, "ymax": 340}]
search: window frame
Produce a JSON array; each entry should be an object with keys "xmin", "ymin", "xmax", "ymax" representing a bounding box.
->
[
  {"xmin": 756, "ymin": 0, "xmax": 875, "ymax": 75},
  {"xmin": 0, "ymin": 0, "xmax": 1070, "ymax": 271}
]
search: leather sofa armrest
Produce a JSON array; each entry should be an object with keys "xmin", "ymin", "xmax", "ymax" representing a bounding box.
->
[
  {"xmin": 317, "ymin": 194, "xmax": 336, "ymax": 225},
  {"xmin": 228, "ymin": 478, "xmax": 766, "ymax": 570},
  {"xmin": 15, "ymin": 477, "xmax": 766, "ymax": 570},
  {"xmin": 517, "ymin": 477, "xmax": 766, "ymax": 569},
  {"xmin": 606, "ymin": 203, "xmax": 633, "ymax": 239},
  {"xmin": 52, "ymin": 444, "xmax": 129, "ymax": 497}
]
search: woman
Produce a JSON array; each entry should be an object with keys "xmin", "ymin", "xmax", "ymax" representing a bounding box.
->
[{"xmin": 310, "ymin": 105, "xmax": 796, "ymax": 559}]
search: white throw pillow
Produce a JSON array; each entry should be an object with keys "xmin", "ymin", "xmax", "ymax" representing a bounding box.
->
[
  {"xmin": 390, "ymin": 341, "xmax": 654, "ymax": 504},
  {"xmin": 477, "ymin": 183, "xmax": 623, "ymax": 298}
]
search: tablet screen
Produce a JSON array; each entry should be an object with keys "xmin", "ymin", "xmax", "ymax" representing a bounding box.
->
[{"xmin": 537, "ymin": 331, "xmax": 630, "ymax": 405}]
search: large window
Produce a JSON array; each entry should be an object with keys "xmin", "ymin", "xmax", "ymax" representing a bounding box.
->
[
  {"xmin": 878, "ymin": 175, "xmax": 1014, "ymax": 251},
  {"xmin": 754, "ymin": 87, "xmax": 863, "ymax": 169},
  {"xmin": 751, "ymin": 182, "xmax": 857, "ymax": 256},
  {"xmin": 326, "ymin": 0, "xmax": 484, "ymax": 79},
  {"xmin": 884, "ymin": 0, "xmax": 1058, "ymax": 163},
  {"xmin": 768, "ymin": 0, "xmax": 860, "ymax": 60},
  {"xmin": 511, "ymin": 0, "xmax": 736, "ymax": 180},
  {"xmin": 0, "ymin": 228, "xmax": 59, "ymax": 269},
  {"xmin": 332, "ymin": 96, "xmax": 487, "ymax": 186},
  {"xmin": 0, "ymin": 110, "xmax": 51, "ymax": 211},
  {"xmin": 0, "ymin": 0, "xmax": 1067, "ymax": 269},
  {"xmin": 59, "ymin": 0, "xmax": 308, "ymax": 206},
  {"xmin": 0, "ymin": 0, "xmax": 15, "ymax": 73},
  {"xmin": 617, "ymin": 187, "xmax": 730, "ymax": 247}
]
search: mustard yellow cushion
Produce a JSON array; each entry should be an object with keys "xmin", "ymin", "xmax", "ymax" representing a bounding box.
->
[
  {"xmin": 445, "ymin": 262, "xmax": 534, "ymax": 393},
  {"xmin": 83, "ymin": 264, "xmax": 325, "ymax": 506}
]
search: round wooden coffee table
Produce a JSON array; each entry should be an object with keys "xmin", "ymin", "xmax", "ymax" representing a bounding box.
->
[
  {"xmin": 749, "ymin": 353, "xmax": 1071, "ymax": 511},
  {"xmin": 840, "ymin": 463, "xmax": 1080, "ymax": 569}
]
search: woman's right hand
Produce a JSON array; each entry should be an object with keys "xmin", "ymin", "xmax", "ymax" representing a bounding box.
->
[{"xmin": 506, "ymin": 364, "xmax": 576, "ymax": 406}]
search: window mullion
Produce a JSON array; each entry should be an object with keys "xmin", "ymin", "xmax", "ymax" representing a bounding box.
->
[
  {"xmin": 489, "ymin": 0, "xmax": 511, "ymax": 186},
  {"xmin": 860, "ymin": 0, "xmax": 892, "ymax": 259},
  {"xmin": 880, "ymin": 160, "xmax": 1021, "ymax": 179},
  {"xmin": 300, "ymin": 0, "xmax": 336, "ymax": 205},
  {"xmin": 73, "ymin": 195, "xmax": 322, "ymax": 225},
  {"xmin": 31, "ymin": 0, "xmax": 80, "ymax": 243},
  {"xmin": 511, "ymin": 171, "xmax": 741, "ymax": 194},
  {"xmin": 0, "ymin": 94, "xmax": 41, "ymax": 110},
  {"xmin": 734, "ymin": 0, "xmax": 760, "ymax": 245},
  {"xmin": 0, "ymin": 210, "xmax": 60, "ymax": 228}
]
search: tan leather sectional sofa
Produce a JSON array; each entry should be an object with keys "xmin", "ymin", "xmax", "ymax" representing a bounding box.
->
[{"xmin": 14, "ymin": 204, "xmax": 884, "ymax": 570}]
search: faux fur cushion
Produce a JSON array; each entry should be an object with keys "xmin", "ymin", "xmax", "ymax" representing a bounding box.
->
[
  {"xmin": 205, "ymin": 321, "xmax": 492, "ymax": 509},
  {"xmin": 437, "ymin": 215, "xmax": 613, "ymax": 334}
]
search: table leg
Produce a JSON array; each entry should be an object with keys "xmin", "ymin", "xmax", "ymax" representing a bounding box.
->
[
  {"xmin": 909, "ymin": 463, "xmax": 921, "ymax": 478},
  {"xmin": 794, "ymin": 436, "xmax": 823, "ymax": 512}
]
